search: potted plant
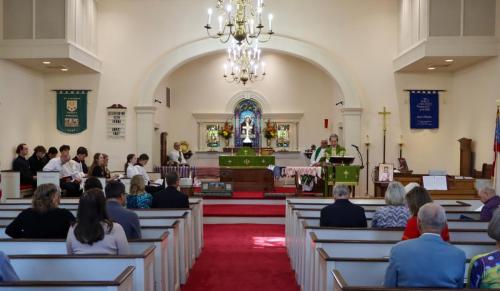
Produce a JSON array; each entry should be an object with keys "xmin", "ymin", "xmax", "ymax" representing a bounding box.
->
[{"xmin": 264, "ymin": 120, "xmax": 277, "ymax": 147}]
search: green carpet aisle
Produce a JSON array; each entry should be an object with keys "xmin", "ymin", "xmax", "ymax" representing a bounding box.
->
[{"xmin": 181, "ymin": 224, "xmax": 300, "ymax": 291}]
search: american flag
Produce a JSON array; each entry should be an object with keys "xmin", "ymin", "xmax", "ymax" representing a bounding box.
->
[{"xmin": 494, "ymin": 108, "xmax": 500, "ymax": 176}]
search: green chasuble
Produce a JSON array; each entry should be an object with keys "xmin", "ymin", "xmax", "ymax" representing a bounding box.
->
[{"xmin": 324, "ymin": 145, "xmax": 346, "ymax": 158}]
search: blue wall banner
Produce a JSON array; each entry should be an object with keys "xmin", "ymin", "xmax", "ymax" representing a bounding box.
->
[
  {"xmin": 55, "ymin": 90, "xmax": 89, "ymax": 134},
  {"xmin": 410, "ymin": 91, "xmax": 439, "ymax": 129}
]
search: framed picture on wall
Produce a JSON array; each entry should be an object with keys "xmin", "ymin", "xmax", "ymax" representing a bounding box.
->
[{"xmin": 378, "ymin": 163, "xmax": 394, "ymax": 182}]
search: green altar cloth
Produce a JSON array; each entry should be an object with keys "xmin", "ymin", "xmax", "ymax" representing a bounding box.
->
[
  {"xmin": 322, "ymin": 165, "xmax": 361, "ymax": 196},
  {"xmin": 218, "ymin": 147, "xmax": 275, "ymax": 167}
]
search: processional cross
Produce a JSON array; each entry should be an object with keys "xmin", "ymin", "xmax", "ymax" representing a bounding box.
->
[
  {"xmin": 242, "ymin": 123, "xmax": 253, "ymax": 144},
  {"xmin": 378, "ymin": 107, "xmax": 391, "ymax": 163}
]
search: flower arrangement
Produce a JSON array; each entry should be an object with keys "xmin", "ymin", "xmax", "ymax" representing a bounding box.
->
[
  {"xmin": 264, "ymin": 120, "xmax": 277, "ymax": 139},
  {"xmin": 218, "ymin": 121, "xmax": 233, "ymax": 139}
]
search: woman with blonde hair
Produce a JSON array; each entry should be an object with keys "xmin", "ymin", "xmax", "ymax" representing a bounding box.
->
[
  {"xmin": 371, "ymin": 182, "xmax": 410, "ymax": 228},
  {"xmin": 6, "ymin": 183, "xmax": 75, "ymax": 238},
  {"xmin": 127, "ymin": 175, "xmax": 153, "ymax": 209}
]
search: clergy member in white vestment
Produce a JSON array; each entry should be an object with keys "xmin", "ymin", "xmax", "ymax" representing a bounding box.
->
[
  {"xmin": 168, "ymin": 142, "xmax": 187, "ymax": 165},
  {"xmin": 125, "ymin": 154, "xmax": 140, "ymax": 178},
  {"xmin": 310, "ymin": 140, "xmax": 328, "ymax": 166}
]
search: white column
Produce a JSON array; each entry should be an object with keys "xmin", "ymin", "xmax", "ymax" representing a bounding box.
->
[
  {"xmin": 342, "ymin": 107, "xmax": 363, "ymax": 196},
  {"xmin": 135, "ymin": 106, "xmax": 157, "ymax": 171}
]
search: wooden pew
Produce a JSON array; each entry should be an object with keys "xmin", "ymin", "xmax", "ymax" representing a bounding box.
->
[
  {"xmin": 319, "ymin": 258, "xmax": 469, "ymax": 291},
  {"xmin": 331, "ymin": 269, "xmax": 486, "ymax": 291},
  {"xmin": 0, "ymin": 218, "xmax": 186, "ymax": 289},
  {"xmin": 0, "ymin": 265, "xmax": 135, "ymax": 291},
  {"xmin": 9, "ymin": 246, "xmax": 156, "ymax": 291},
  {"xmin": 293, "ymin": 224, "xmax": 491, "ymax": 291},
  {"xmin": 0, "ymin": 231, "xmax": 172, "ymax": 291},
  {"xmin": 314, "ymin": 240, "xmax": 494, "ymax": 291},
  {"xmin": 0, "ymin": 197, "xmax": 204, "ymax": 258},
  {"xmin": 299, "ymin": 217, "xmax": 489, "ymax": 229}
]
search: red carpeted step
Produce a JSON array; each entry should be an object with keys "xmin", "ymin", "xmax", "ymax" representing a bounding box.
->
[
  {"xmin": 181, "ymin": 224, "xmax": 299, "ymax": 291},
  {"xmin": 204, "ymin": 204, "xmax": 285, "ymax": 217}
]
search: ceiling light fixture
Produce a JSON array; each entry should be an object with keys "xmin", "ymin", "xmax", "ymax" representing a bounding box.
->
[
  {"xmin": 204, "ymin": 0, "xmax": 274, "ymax": 45},
  {"xmin": 223, "ymin": 40, "xmax": 266, "ymax": 85},
  {"xmin": 42, "ymin": 61, "xmax": 51, "ymax": 65},
  {"xmin": 60, "ymin": 68, "xmax": 69, "ymax": 72},
  {"xmin": 427, "ymin": 67, "xmax": 436, "ymax": 70},
  {"xmin": 445, "ymin": 59, "xmax": 454, "ymax": 63}
]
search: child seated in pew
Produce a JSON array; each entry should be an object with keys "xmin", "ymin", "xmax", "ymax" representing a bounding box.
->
[
  {"xmin": 66, "ymin": 189, "xmax": 129, "ymax": 255},
  {"xmin": 0, "ymin": 251, "xmax": 19, "ymax": 281},
  {"xmin": 127, "ymin": 175, "xmax": 153, "ymax": 209},
  {"xmin": 6, "ymin": 183, "xmax": 75, "ymax": 239}
]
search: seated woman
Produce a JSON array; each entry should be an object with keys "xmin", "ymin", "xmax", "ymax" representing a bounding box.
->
[
  {"xmin": 6, "ymin": 183, "xmax": 75, "ymax": 239},
  {"xmin": 468, "ymin": 209, "xmax": 500, "ymax": 288},
  {"xmin": 102, "ymin": 153, "xmax": 119, "ymax": 181},
  {"xmin": 126, "ymin": 175, "xmax": 153, "ymax": 209},
  {"xmin": 371, "ymin": 182, "xmax": 410, "ymax": 228},
  {"xmin": 402, "ymin": 186, "xmax": 450, "ymax": 241},
  {"xmin": 124, "ymin": 154, "xmax": 139, "ymax": 178},
  {"xmin": 0, "ymin": 251, "xmax": 19, "ymax": 281},
  {"xmin": 66, "ymin": 189, "xmax": 129, "ymax": 255},
  {"xmin": 88, "ymin": 153, "xmax": 105, "ymax": 178}
]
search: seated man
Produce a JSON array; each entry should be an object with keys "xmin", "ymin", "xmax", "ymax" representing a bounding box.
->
[
  {"xmin": 73, "ymin": 146, "xmax": 89, "ymax": 174},
  {"xmin": 478, "ymin": 186, "xmax": 500, "ymax": 221},
  {"xmin": 43, "ymin": 147, "xmax": 58, "ymax": 165},
  {"xmin": 12, "ymin": 143, "xmax": 34, "ymax": 186},
  {"xmin": 43, "ymin": 145, "xmax": 83, "ymax": 197},
  {"xmin": 28, "ymin": 145, "xmax": 46, "ymax": 176},
  {"xmin": 105, "ymin": 181, "xmax": 142, "ymax": 239},
  {"xmin": 310, "ymin": 139, "xmax": 328, "ymax": 166},
  {"xmin": 168, "ymin": 142, "xmax": 187, "ymax": 165},
  {"xmin": 152, "ymin": 172, "xmax": 189, "ymax": 209},
  {"xmin": 320, "ymin": 184, "xmax": 367, "ymax": 227},
  {"xmin": 384, "ymin": 203, "xmax": 466, "ymax": 288}
]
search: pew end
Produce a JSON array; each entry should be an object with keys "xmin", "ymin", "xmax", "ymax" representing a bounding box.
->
[{"xmin": 0, "ymin": 266, "xmax": 135, "ymax": 291}]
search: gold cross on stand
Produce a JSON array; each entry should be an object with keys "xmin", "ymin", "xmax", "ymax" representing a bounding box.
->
[
  {"xmin": 378, "ymin": 106, "xmax": 391, "ymax": 163},
  {"xmin": 378, "ymin": 107, "xmax": 391, "ymax": 133}
]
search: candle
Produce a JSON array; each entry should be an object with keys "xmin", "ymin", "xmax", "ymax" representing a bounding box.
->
[
  {"xmin": 250, "ymin": 18, "xmax": 255, "ymax": 35},
  {"xmin": 268, "ymin": 13, "xmax": 273, "ymax": 31},
  {"xmin": 207, "ymin": 8, "xmax": 213, "ymax": 25},
  {"xmin": 365, "ymin": 134, "xmax": 370, "ymax": 144},
  {"xmin": 398, "ymin": 134, "xmax": 403, "ymax": 144},
  {"xmin": 223, "ymin": 63, "xmax": 228, "ymax": 76},
  {"xmin": 261, "ymin": 62, "xmax": 266, "ymax": 74},
  {"xmin": 218, "ymin": 15, "xmax": 224, "ymax": 32}
]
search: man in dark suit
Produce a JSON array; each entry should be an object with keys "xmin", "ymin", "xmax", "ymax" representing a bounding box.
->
[
  {"xmin": 320, "ymin": 184, "xmax": 367, "ymax": 227},
  {"xmin": 105, "ymin": 181, "xmax": 141, "ymax": 239},
  {"xmin": 12, "ymin": 143, "xmax": 34, "ymax": 186},
  {"xmin": 152, "ymin": 172, "xmax": 189, "ymax": 209}
]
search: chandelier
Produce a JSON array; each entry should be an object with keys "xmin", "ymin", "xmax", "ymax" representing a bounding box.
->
[
  {"xmin": 223, "ymin": 40, "xmax": 266, "ymax": 85},
  {"xmin": 204, "ymin": 0, "xmax": 274, "ymax": 45}
]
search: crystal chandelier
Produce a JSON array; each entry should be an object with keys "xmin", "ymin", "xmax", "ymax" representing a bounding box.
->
[
  {"xmin": 204, "ymin": 0, "xmax": 274, "ymax": 45},
  {"xmin": 223, "ymin": 40, "xmax": 266, "ymax": 85}
]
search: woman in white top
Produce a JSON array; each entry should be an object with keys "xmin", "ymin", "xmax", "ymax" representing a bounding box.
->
[
  {"xmin": 66, "ymin": 189, "xmax": 129, "ymax": 255},
  {"xmin": 125, "ymin": 154, "xmax": 139, "ymax": 178}
]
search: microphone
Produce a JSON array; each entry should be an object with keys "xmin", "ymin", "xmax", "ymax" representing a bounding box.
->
[{"xmin": 351, "ymin": 144, "xmax": 359, "ymax": 149}]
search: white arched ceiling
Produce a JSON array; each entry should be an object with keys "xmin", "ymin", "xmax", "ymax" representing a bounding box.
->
[{"xmin": 136, "ymin": 36, "xmax": 362, "ymax": 108}]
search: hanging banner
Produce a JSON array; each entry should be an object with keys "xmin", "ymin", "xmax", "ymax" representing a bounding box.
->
[
  {"xmin": 56, "ymin": 90, "xmax": 89, "ymax": 134},
  {"xmin": 410, "ymin": 91, "xmax": 439, "ymax": 129}
]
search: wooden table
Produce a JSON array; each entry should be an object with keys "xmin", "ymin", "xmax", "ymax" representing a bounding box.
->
[
  {"xmin": 374, "ymin": 174, "xmax": 478, "ymax": 199},
  {"xmin": 219, "ymin": 167, "xmax": 274, "ymax": 192}
]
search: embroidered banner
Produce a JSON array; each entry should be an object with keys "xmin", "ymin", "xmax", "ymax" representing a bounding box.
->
[
  {"xmin": 56, "ymin": 90, "xmax": 89, "ymax": 134},
  {"xmin": 410, "ymin": 91, "xmax": 439, "ymax": 129}
]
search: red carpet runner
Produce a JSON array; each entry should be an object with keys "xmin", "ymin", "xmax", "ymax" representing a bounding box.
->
[
  {"xmin": 181, "ymin": 224, "xmax": 300, "ymax": 291},
  {"xmin": 203, "ymin": 205, "xmax": 285, "ymax": 217}
]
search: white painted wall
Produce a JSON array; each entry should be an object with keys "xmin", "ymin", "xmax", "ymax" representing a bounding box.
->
[
  {"xmin": 0, "ymin": 60, "xmax": 45, "ymax": 170},
  {"xmin": 152, "ymin": 52, "xmax": 343, "ymax": 166}
]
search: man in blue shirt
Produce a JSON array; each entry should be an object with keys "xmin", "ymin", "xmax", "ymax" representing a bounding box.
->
[
  {"xmin": 0, "ymin": 251, "xmax": 19, "ymax": 281},
  {"xmin": 105, "ymin": 181, "xmax": 142, "ymax": 239},
  {"xmin": 384, "ymin": 202, "xmax": 466, "ymax": 288}
]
